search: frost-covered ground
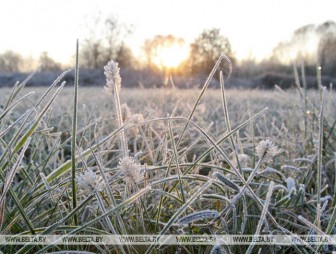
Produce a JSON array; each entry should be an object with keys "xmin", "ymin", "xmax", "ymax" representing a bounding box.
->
[{"xmin": 0, "ymin": 82, "xmax": 336, "ymax": 253}]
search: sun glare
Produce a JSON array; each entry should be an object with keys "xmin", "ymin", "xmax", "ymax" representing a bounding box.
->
[{"xmin": 153, "ymin": 43, "xmax": 189, "ymax": 70}]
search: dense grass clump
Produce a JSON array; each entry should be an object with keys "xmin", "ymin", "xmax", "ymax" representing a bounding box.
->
[{"xmin": 0, "ymin": 56, "xmax": 335, "ymax": 254}]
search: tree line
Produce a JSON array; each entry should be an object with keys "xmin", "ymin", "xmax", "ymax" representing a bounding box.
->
[{"xmin": 1, "ymin": 16, "xmax": 335, "ymax": 80}]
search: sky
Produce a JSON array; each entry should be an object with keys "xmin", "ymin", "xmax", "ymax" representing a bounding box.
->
[{"xmin": 0, "ymin": 0, "xmax": 335, "ymax": 65}]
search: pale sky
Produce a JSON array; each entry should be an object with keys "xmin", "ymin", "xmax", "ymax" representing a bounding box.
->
[{"xmin": 0, "ymin": 0, "xmax": 335, "ymax": 64}]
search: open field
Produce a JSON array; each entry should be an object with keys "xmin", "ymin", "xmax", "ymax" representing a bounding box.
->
[{"xmin": 0, "ymin": 71, "xmax": 336, "ymax": 253}]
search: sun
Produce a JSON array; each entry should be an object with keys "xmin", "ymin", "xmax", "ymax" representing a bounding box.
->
[{"xmin": 153, "ymin": 42, "xmax": 189, "ymax": 70}]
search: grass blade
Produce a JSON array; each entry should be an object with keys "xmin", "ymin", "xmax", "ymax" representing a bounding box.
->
[
  {"xmin": 145, "ymin": 181, "xmax": 212, "ymax": 254},
  {"xmin": 246, "ymin": 181, "xmax": 274, "ymax": 254},
  {"xmin": 71, "ymin": 39, "xmax": 79, "ymax": 225},
  {"xmin": 316, "ymin": 87, "xmax": 326, "ymax": 229}
]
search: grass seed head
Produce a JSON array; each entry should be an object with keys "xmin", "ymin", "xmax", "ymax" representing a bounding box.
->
[
  {"xmin": 256, "ymin": 139, "xmax": 279, "ymax": 162},
  {"xmin": 118, "ymin": 156, "xmax": 143, "ymax": 184},
  {"xmin": 77, "ymin": 168, "xmax": 104, "ymax": 194},
  {"xmin": 104, "ymin": 60, "xmax": 121, "ymax": 94}
]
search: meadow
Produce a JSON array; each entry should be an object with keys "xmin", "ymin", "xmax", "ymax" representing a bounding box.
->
[{"xmin": 0, "ymin": 57, "xmax": 336, "ymax": 254}]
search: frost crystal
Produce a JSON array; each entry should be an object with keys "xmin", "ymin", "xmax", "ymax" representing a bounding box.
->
[
  {"xmin": 256, "ymin": 139, "xmax": 279, "ymax": 162},
  {"xmin": 77, "ymin": 168, "xmax": 103, "ymax": 194},
  {"xmin": 118, "ymin": 156, "xmax": 143, "ymax": 184},
  {"xmin": 104, "ymin": 60, "xmax": 121, "ymax": 94}
]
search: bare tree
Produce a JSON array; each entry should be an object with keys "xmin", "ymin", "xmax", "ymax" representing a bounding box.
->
[
  {"xmin": 317, "ymin": 21, "xmax": 336, "ymax": 76},
  {"xmin": 80, "ymin": 13, "xmax": 106, "ymax": 69},
  {"xmin": 81, "ymin": 38, "xmax": 105, "ymax": 69},
  {"xmin": 0, "ymin": 50, "xmax": 22, "ymax": 72},
  {"xmin": 269, "ymin": 24, "xmax": 317, "ymax": 67},
  {"xmin": 269, "ymin": 21, "xmax": 336, "ymax": 76},
  {"xmin": 80, "ymin": 14, "xmax": 134, "ymax": 69},
  {"xmin": 115, "ymin": 44, "xmax": 138, "ymax": 68},
  {"xmin": 188, "ymin": 28, "xmax": 235, "ymax": 75}
]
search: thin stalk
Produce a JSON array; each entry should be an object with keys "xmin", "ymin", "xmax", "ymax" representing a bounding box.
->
[
  {"xmin": 317, "ymin": 66, "xmax": 323, "ymax": 99},
  {"xmin": 16, "ymin": 195, "xmax": 94, "ymax": 254},
  {"xmin": 215, "ymin": 148, "xmax": 268, "ymax": 219},
  {"xmin": 33, "ymin": 187, "xmax": 151, "ymax": 254},
  {"xmin": 0, "ymin": 92, "xmax": 35, "ymax": 122},
  {"xmin": 175, "ymin": 55, "xmax": 231, "ymax": 150},
  {"xmin": 316, "ymin": 87, "xmax": 326, "ymax": 229},
  {"xmin": 71, "ymin": 39, "xmax": 79, "ymax": 225},
  {"xmin": 3, "ymin": 70, "xmax": 36, "ymax": 111},
  {"xmin": 293, "ymin": 63, "xmax": 303, "ymax": 98},
  {"xmin": 168, "ymin": 120, "xmax": 185, "ymax": 203},
  {"xmin": 104, "ymin": 60, "xmax": 128, "ymax": 157},
  {"xmin": 152, "ymin": 110, "xmax": 267, "ymax": 216},
  {"xmin": 246, "ymin": 181, "xmax": 275, "ymax": 254},
  {"xmin": 0, "ymin": 139, "xmax": 33, "ymax": 232},
  {"xmin": 95, "ymin": 192, "xmax": 126, "ymax": 254},
  {"xmin": 114, "ymin": 88, "xmax": 128, "ymax": 157},
  {"xmin": 301, "ymin": 62, "xmax": 308, "ymax": 140},
  {"xmin": 90, "ymin": 149, "xmax": 132, "ymax": 253},
  {"xmin": 220, "ymin": 71, "xmax": 241, "ymax": 173},
  {"xmin": 145, "ymin": 181, "xmax": 212, "ymax": 254}
]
